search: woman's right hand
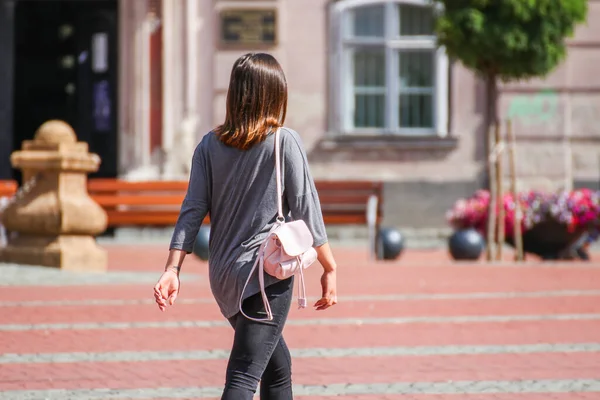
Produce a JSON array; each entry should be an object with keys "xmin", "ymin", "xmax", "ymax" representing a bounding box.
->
[
  {"xmin": 154, "ymin": 268, "xmax": 180, "ymax": 311},
  {"xmin": 314, "ymin": 270, "xmax": 337, "ymax": 311}
]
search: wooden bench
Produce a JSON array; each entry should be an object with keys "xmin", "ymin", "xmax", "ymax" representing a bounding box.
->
[
  {"xmin": 87, "ymin": 179, "xmax": 208, "ymax": 226},
  {"xmin": 87, "ymin": 178, "xmax": 382, "ymax": 228},
  {"xmin": 314, "ymin": 180, "xmax": 383, "ymax": 257},
  {"xmin": 315, "ymin": 180, "xmax": 382, "ymax": 227},
  {"xmin": 0, "ymin": 180, "xmax": 18, "ymax": 199},
  {"xmin": 89, "ymin": 179, "xmax": 383, "ymax": 252},
  {"xmin": 2, "ymin": 178, "xmax": 384, "ymax": 253}
]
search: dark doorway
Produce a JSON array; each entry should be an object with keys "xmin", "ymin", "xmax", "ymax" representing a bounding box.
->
[
  {"xmin": 13, "ymin": 0, "xmax": 118, "ymax": 181},
  {"xmin": 0, "ymin": 1, "xmax": 16, "ymax": 180}
]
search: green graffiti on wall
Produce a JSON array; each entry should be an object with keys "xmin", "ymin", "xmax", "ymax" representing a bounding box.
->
[{"xmin": 506, "ymin": 89, "xmax": 559, "ymax": 125}]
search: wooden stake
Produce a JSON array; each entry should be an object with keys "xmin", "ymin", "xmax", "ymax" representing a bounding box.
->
[
  {"xmin": 486, "ymin": 125, "xmax": 497, "ymax": 261},
  {"xmin": 495, "ymin": 124, "xmax": 505, "ymax": 261},
  {"xmin": 507, "ymin": 119, "xmax": 524, "ymax": 261}
]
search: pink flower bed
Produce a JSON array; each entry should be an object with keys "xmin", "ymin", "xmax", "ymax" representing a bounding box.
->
[{"xmin": 446, "ymin": 188, "xmax": 600, "ymax": 238}]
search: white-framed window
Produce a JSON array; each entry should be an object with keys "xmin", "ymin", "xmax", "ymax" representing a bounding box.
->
[{"xmin": 329, "ymin": 0, "xmax": 448, "ymax": 136}]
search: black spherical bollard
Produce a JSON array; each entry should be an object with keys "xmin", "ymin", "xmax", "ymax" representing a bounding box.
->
[
  {"xmin": 377, "ymin": 227, "xmax": 404, "ymax": 260},
  {"xmin": 193, "ymin": 225, "xmax": 211, "ymax": 261},
  {"xmin": 448, "ymin": 228, "xmax": 484, "ymax": 261}
]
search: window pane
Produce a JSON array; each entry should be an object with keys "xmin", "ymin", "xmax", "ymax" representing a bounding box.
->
[
  {"xmin": 350, "ymin": 5, "xmax": 384, "ymax": 38},
  {"xmin": 353, "ymin": 49, "xmax": 386, "ymax": 128},
  {"xmin": 355, "ymin": 95, "xmax": 385, "ymax": 128},
  {"xmin": 354, "ymin": 49, "xmax": 385, "ymax": 86},
  {"xmin": 399, "ymin": 94, "xmax": 433, "ymax": 128},
  {"xmin": 399, "ymin": 51, "xmax": 434, "ymax": 88},
  {"xmin": 399, "ymin": 5, "xmax": 434, "ymax": 36}
]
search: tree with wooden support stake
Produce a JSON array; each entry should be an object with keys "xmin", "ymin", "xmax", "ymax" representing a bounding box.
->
[
  {"xmin": 433, "ymin": 0, "xmax": 588, "ymax": 261},
  {"xmin": 486, "ymin": 121, "xmax": 524, "ymax": 261}
]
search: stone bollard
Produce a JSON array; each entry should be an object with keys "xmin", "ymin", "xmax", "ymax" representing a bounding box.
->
[{"xmin": 0, "ymin": 120, "xmax": 108, "ymax": 271}]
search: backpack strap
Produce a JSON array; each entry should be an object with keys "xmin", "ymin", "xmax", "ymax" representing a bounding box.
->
[
  {"xmin": 239, "ymin": 127, "xmax": 308, "ymax": 321},
  {"xmin": 239, "ymin": 239, "xmax": 274, "ymax": 322},
  {"xmin": 297, "ymin": 258, "xmax": 307, "ymax": 309},
  {"xmin": 274, "ymin": 128, "xmax": 284, "ymax": 222}
]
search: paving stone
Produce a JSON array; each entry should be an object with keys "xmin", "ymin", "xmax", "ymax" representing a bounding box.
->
[
  {"xmin": 0, "ymin": 245, "xmax": 599, "ymax": 399},
  {"xmin": 0, "ymin": 263, "xmax": 201, "ymax": 287}
]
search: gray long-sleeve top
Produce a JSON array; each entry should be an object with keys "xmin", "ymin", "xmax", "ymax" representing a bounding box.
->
[{"xmin": 169, "ymin": 127, "xmax": 328, "ymax": 318}]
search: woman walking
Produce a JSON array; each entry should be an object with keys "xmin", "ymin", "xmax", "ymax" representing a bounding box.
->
[{"xmin": 153, "ymin": 52, "xmax": 338, "ymax": 399}]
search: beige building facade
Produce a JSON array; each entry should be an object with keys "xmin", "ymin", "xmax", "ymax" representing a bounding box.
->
[{"xmin": 4, "ymin": 0, "xmax": 599, "ymax": 229}]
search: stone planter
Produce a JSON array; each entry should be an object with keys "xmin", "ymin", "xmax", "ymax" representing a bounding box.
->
[
  {"xmin": 0, "ymin": 120, "xmax": 108, "ymax": 271},
  {"xmin": 505, "ymin": 220, "xmax": 587, "ymax": 260}
]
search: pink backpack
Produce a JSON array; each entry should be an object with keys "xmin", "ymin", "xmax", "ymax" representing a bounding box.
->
[{"xmin": 239, "ymin": 128, "xmax": 317, "ymax": 322}]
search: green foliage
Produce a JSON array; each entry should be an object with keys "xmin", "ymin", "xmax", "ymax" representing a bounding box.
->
[{"xmin": 433, "ymin": 0, "xmax": 588, "ymax": 81}]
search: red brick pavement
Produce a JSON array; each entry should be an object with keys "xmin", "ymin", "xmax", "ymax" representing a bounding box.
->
[
  {"xmin": 156, "ymin": 396, "xmax": 600, "ymax": 400},
  {"xmin": 149, "ymin": 396, "xmax": 600, "ymax": 400},
  {"xmin": 4, "ymin": 254, "xmax": 600, "ymax": 302},
  {"xmin": 1, "ymin": 244, "xmax": 600, "ymax": 398},
  {"xmin": 104, "ymin": 244, "xmax": 600, "ymax": 271},
  {"xmin": 4, "ymin": 319, "xmax": 600, "ymax": 355},
  {"xmin": 4, "ymin": 295, "xmax": 600, "ymax": 325},
  {"xmin": 3, "ymin": 352, "xmax": 600, "ymax": 391}
]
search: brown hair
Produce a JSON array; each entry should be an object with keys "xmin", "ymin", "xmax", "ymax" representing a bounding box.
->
[{"xmin": 215, "ymin": 53, "xmax": 288, "ymax": 150}]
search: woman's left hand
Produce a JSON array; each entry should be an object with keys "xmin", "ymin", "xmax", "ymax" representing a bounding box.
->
[{"xmin": 314, "ymin": 270, "xmax": 337, "ymax": 311}]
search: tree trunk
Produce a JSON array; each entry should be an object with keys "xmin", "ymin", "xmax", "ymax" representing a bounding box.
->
[
  {"xmin": 483, "ymin": 72, "xmax": 499, "ymax": 190},
  {"xmin": 486, "ymin": 73, "xmax": 499, "ymax": 127}
]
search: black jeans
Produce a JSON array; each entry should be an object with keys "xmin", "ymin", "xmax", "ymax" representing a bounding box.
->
[{"xmin": 221, "ymin": 277, "xmax": 294, "ymax": 400}]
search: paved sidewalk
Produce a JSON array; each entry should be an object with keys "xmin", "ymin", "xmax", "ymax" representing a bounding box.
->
[{"xmin": 1, "ymin": 244, "xmax": 600, "ymax": 399}]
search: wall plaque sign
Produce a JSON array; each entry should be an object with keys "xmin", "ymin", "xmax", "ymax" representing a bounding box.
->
[{"xmin": 220, "ymin": 8, "xmax": 277, "ymax": 46}]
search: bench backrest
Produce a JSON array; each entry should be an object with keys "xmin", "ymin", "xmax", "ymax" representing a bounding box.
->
[
  {"xmin": 1, "ymin": 179, "xmax": 383, "ymax": 227},
  {"xmin": 315, "ymin": 181, "xmax": 383, "ymax": 225},
  {"xmin": 87, "ymin": 179, "xmax": 193, "ymax": 226},
  {"xmin": 89, "ymin": 179, "xmax": 383, "ymax": 227}
]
